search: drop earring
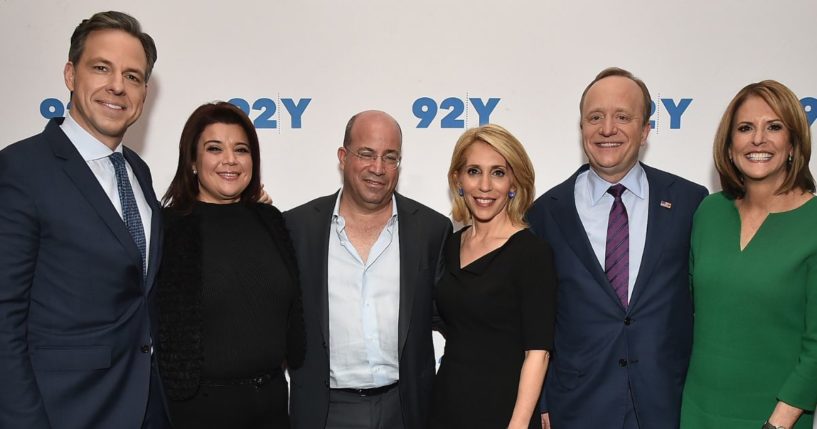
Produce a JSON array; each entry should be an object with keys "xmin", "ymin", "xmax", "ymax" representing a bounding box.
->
[
  {"xmin": 508, "ymin": 190, "xmax": 516, "ymax": 199},
  {"xmin": 457, "ymin": 187, "xmax": 464, "ymax": 197}
]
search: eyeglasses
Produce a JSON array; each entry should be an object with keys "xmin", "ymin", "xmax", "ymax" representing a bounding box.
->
[{"xmin": 347, "ymin": 149, "xmax": 401, "ymax": 169}]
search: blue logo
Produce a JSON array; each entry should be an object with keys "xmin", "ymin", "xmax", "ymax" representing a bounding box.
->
[
  {"xmin": 37, "ymin": 96, "xmax": 817, "ymax": 129},
  {"xmin": 650, "ymin": 98, "xmax": 693, "ymax": 130},
  {"xmin": 40, "ymin": 98, "xmax": 70, "ymax": 119},
  {"xmin": 412, "ymin": 97, "xmax": 500, "ymax": 128},
  {"xmin": 228, "ymin": 97, "xmax": 311, "ymax": 129},
  {"xmin": 800, "ymin": 97, "xmax": 817, "ymax": 126}
]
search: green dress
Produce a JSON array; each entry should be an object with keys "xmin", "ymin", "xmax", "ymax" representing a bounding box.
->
[{"xmin": 680, "ymin": 192, "xmax": 817, "ymax": 429}]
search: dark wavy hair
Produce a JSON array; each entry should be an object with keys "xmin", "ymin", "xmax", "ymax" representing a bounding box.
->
[{"xmin": 162, "ymin": 102, "xmax": 261, "ymax": 211}]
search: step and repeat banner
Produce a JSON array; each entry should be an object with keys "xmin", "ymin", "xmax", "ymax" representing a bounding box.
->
[
  {"xmin": 3, "ymin": 1, "xmax": 816, "ymax": 213},
  {"xmin": 2, "ymin": 1, "xmax": 817, "ymax": 420}
]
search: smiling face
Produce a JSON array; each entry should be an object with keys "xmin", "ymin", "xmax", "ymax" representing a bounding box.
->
[
  {"xmin": 338, "ymin": 111, "xmax": 401, "ymax": 212},
  {"xmin": 455, "ymin": 141, "xmax": 515, "ymax": 225},
  {"xmin": 729, "ymin": 95, "xmax": 792, "ymax": 188},
  {"xmin": 194, "ymin": 123, "xmax": 253, "ymax": 204},
  {"xmin": 580, "ymin": 76, "xmax": 650, "ymax": 183},
  {"xmin": 64, "ymin": 29, "xmax": 148, "ymax": 150}
]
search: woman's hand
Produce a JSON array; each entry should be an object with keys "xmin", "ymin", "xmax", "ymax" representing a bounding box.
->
[
  {"xmin": 541, "ymin": 412, "xmax": 550, "ymax": 429},
  {"xmin": 258, "ymin": 184, "xmax": 273, "ymax": 205},
  {"xmin": 766, "ymin": 401, "xmax": 803, "ymax": 428}
]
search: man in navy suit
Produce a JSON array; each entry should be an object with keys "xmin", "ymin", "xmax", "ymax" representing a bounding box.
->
[
  {"xmin": 528, "ymin": 67, "xmax": 708, "ymax": 429},
  {"xmin": 0, "ymin": 11, "xmax": 169, "ymax": 429}
]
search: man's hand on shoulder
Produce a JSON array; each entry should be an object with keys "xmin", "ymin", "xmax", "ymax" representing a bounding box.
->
[{"xmin": 258, "ymin": 184, "xmax": 272, "ymax": 205}]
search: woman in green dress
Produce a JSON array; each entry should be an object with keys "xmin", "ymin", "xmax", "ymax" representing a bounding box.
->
[{"xmin": 680, "ymin": 80, "xmax": 817, "ymax": 429}]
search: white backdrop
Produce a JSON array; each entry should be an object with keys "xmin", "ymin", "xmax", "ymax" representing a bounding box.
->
[{"xmin": 2, "ymin": 0, "xmax": 817, "ymax": 424}]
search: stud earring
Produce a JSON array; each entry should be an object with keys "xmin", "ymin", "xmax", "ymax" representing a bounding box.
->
[
  {"xmin": 457, "ymin": 187, "xmax": 464, "ymax": 197},
  {"xmin": 508, "ymin": 190, "xmax": 516, "ymax": 199},
  {"xmin": 193, "ymin": 168, "xmax": 198, "ymax": 175},
  {"xmin": 788, "ymin": 153, "xmax": 793, "ymax": 164}
]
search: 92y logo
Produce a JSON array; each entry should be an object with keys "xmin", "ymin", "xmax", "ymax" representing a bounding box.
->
[
  {"xmin": 229, "ymin": 98, "xmax": 311, "ymax": 129},
  {"xmin": 412, "ymin": 97, "xmax": 500, "ymax": 128}
]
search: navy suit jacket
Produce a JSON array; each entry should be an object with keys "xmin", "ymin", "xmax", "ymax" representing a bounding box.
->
[
  {"xmin": 284, "ymin": 192, "xmax": 451, "ymax": 429},
  {"xmin": 0, "ymin": 119, "xmax": 164, "ymax": 429},
  {"xmin": 527, "ymin": 163, "xmax": 707, "ymax": 429}
]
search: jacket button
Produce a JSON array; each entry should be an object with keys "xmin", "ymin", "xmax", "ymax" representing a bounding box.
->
[
  {"xmin": 618, "ymin": 359, "xmax": 628, "ymax": 367},
  {"xmin": 624, "ymin": 317, "xmax": 632, "ymax": 325},
  {"xmin": 141, "ymin": 345, "xmax": 151, "ymax": 353}
]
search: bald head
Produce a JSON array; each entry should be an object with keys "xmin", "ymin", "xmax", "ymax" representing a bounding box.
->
[{"xmin": 343, "ymin": 110, "xmax": 402, "ymax": 149}]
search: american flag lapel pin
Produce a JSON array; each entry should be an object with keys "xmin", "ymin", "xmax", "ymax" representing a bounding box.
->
[{"xmin": 660, "ymin": 200, "xmax": 672, "ymax": 209}]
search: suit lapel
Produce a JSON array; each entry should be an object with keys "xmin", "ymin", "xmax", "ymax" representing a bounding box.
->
[
  {"xmin": 125, "ymin": 147, "xmax": 162, "ymax": 292},
  {"xmin": 315, "ymin": 194, "xmax": 336, "ymax": 348},
  {"xmin": 48, "ymin": 121, "xmax": 143, "ymax": 272},
  {"xmin": 629, "ymin": 164, "xmax": 674, "ymax": 309},
  {"xmin": 549, "ymin": 170, "xmax": 622, "ymax": 307},
  {"xmin": 395, "ymin": 193, "xmax": 417, "ymax": 359}
]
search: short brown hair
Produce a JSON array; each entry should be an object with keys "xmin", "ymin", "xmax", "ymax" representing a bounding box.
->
[
  {"xmin": 163, "ymin": 102, "xmax": 262, "ymax": 211},
  {"xmin": 580, "ymin": 67, "xmax": 652, "ymax": 126},
  {"xmin": 448, "ymin": 124, "xmax": 535, "ymax": 227},
  {"xmin": 69, "ymin": 11, "xmax": 157, "ymax": 81},
  {"xmin": 713, "ymin": 80, "xmax": 815, "ymax": 199}
]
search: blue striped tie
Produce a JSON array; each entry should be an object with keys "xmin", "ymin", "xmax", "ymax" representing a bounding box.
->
[
  {"xmin": 605, "ymin": 184, "xmax": 628, "ymax": 308},
  {"xmin": 109, "ymin": 152, "xmax": 146, "ymax": 276}
]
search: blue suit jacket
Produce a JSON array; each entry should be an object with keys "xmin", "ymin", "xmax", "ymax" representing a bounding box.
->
[
  {"xmin": 0, "ymin": 119, "xmax": 164, "ymax": 429},
  {"xmin": 527, "ymin": 163, "xmax": 707, "ymax": 429}
]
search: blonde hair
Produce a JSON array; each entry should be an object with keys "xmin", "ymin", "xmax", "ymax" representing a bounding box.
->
[{"xmin": 448, "ymin": 124, "xmax": 535, "ymax": 226}]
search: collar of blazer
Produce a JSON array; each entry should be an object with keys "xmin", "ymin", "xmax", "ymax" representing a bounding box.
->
[
  {"xmin": 546, "ymin": 162, "xmax": 680, "ymax": 312},
  {"xmin": 309, "ymin": 190, "xmax": 424, "ymax": 358},
  {"xmin": 46, "ymin": 118, "xmax": 162, "ymax": 290}
]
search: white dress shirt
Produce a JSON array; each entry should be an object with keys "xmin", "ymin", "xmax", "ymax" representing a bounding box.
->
[
  {"xmin": 60, "ymin": 112, "xmax": 152, "ymax": 269},
  {"xmin": 327, "ymin": 190, "xmax": 400, "ymax": 389}
]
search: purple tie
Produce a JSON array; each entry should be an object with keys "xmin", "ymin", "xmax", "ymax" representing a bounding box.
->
[{"xmin": 605, "ymin": 184, "xmax": 628, "ymax": 308}]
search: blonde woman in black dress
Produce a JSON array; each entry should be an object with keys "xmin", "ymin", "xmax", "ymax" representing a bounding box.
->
[{"xmin": 431, "ymin": 124, "xmax": 557, "ymax": 429}]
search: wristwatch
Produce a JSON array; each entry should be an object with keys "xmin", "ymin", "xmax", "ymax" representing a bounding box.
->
[{"xmin": 762, "ymin": 421, "xmax": 787, "ymax": 429}]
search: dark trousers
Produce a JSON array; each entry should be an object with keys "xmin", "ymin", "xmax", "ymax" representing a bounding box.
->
[{"xmin": 326, "ymin": 386, "xmax": 404, "ymax": 429}]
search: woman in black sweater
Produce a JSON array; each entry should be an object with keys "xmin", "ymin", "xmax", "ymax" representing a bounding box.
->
[{"xmin": 157, "ymin": 102, "xmax": 304, "ymax": 428}]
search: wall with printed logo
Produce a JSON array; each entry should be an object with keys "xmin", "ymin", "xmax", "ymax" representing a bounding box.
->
[
  {"xmin": 2, "ymin": 2, "xmax": 816, "ymax": 420},
  {"xmin": 3, "ymin": 1, "xmax": 816, "ymax": 213}
]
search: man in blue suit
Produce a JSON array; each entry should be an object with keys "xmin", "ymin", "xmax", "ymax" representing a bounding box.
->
[
  {"xmin": 0, "ymin": 11, "xmax": 169, "ymax": 429},
  {"xmin": 528, "ymin": 67, "xmax": 708, "ymax": 429}
]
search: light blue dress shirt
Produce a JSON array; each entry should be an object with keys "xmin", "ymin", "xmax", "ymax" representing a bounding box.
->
[
  {"xmin": 60, "ymin": 112, "xmax": 152, "ymax": 268},
  {"xmin": 327, "ymin": 191, "xmax": 400, "ymax": 389},
  {"xmin": 574, "ymin": 164, "xmax": 649, "ymax": 300}
]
